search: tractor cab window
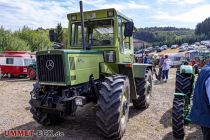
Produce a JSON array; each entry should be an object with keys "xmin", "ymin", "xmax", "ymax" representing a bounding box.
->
[
  {"xmin": 71, "ymin": 19, "xmax": 114, "ymax": 47},
  {"xmin": 118, "ymin": 16, "xmax": 131, "ymax": 53}
]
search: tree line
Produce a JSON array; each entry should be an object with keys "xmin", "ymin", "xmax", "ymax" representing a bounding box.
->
[
  {"xmin": 0, "ymin": 23, "xmax": 67, "ymax": 52},
  {"xmin": 195, "ymin": 17, "xmax": 210, "ymax": 38},
  {"xmin": 134, "ymin": 17, "xmax": 210, "ymax": 48}
]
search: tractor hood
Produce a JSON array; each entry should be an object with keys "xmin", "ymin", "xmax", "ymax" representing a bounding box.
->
[{"xmin": 36, "ymin": 49, "xmax": 103, "ymax": 86}]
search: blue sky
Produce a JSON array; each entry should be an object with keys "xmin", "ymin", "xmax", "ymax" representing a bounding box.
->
[{"xmin": 0, "ymin": 0, "xmax": 210, "ymax": 31}]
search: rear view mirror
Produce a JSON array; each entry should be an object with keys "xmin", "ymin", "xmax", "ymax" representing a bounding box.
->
[
  {"xmin": 124, "ymin": 21, "xmax": 134, "ymax": 37},
  {"xmin": 49, "ymin": 29, "xmax": 55, "ymax": 42}
]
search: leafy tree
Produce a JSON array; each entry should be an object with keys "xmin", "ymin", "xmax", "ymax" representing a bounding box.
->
[{"xmin": 55, "ymin": 23, "xmax": 64, "ymax": 43}]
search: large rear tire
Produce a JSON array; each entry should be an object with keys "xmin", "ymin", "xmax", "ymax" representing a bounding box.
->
[
  {"xmin": 172, "ymin": 96, "xmax": 185, "ymax": 139},
  {"xmin": 96, "ymin": 75, "xmax": 130, "ymax": 139},
  {"xmin": 133, "ymin": 69, "xmax": 152, "ymax": 109}
]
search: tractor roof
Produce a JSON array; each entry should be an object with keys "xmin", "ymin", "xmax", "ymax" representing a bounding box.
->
[{"xmin": 67, "ymin": 8, "xmax": 133, "ymax": 22}]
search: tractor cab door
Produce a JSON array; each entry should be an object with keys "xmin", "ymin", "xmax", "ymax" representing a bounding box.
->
[{"xmin": 117, "ymin": 16, "xmax": 134, "ymax": 63}]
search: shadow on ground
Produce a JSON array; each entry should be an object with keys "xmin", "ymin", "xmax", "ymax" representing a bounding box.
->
[
  {"xmin": 0, "ymin": 103, "xmax": 104, "ymax": 140},
  {"xmin": 162, "ymin": 124, "xmax": 203, "ymax": 140},
  {"xmin": 160, "ymin": 108, "xmax": 172, "ymax": 128},
  {"xmin": 0, "ymin": 103, "xmax": 146, "ymax": 140},
  {"xmin": 129, "ymin": 105, "xmax": 145, "ymax": 119}
]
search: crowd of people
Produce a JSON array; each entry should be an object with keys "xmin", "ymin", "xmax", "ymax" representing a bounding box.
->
[{"xmin": 143, "ymin": 52, "xmax": 170, "ymax": 83}]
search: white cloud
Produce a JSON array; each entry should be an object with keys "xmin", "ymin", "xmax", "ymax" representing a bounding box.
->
[
  {"xmin": 0, "ymin": 0, "xmax": 150, "ymax": 30},
  {"xmin": 158, "ymin": 0, "xmax": 204, "ymax": 5},
  {"xmin": 87, "ymin": 0, "xmax": 150, "ymax": 11},
  {"xmin": 0, "ymin": 0, "xmax": 79, "ymax": 30},
  {"xmin": 153, "ymin": 4, "xmax": 210, "ymax": 24}
]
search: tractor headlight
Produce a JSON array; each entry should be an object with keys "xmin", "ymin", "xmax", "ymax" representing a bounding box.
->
[
  {"xmin": 75, "ymin": 96, "xmax": 86, "ymax": 106},
  {"xmin": 103, "ymin": 51, "xmax": 116, "ymax": 62}
]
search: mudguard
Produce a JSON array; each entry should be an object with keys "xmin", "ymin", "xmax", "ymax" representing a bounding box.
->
[
  {"xmin": 132, "ymin": 63, "xmax": 152, "ymax": 78},
  {"xmin": 180, "ymin": 65, "xmax": 194, "ymax": 74}
]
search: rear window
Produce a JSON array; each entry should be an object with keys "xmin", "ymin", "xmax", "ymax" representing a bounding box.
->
[{"xmin": 6, "ymin": 58, "xmax": 14, "ymax": 64}]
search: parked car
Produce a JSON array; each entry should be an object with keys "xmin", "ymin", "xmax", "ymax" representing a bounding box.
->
[
  {"xmin": 187, "ymin": 47, "xmax": 194, "ymax": 51},
  {"xmin": 181, "ymin": 43, "xmax": 188, "ymax": 47},
  {"xmin": 179, "ymin": 47, "xmax": 185, "ymax": 52},
  {"xmin": 135, "ymin": 49, "xmax": 144, "ymax": 54},
  {"xmin": 161, "ymin": 45, "xmax": 168, "ymax": 50},
  {"xmin": 168, "ymin": 53, "xmax": 185, "ymax": 67},
  {"xmin": 171, "ymin": 45, "xmax": 177, "ymax": 49},
  {"xmin": 0, "ymin": 51, "xmax": 35, "ymax": 78},
  {"xmin": 156, "ymin": 48, "xmax": 162, "ymax": 52},
  {"xmin": 147, "ymin": 47, "xmax": 154, "ymax": 52},
  {"xmin": 195, "ymin": 42, "xmax": 200, "ymax": 46}
]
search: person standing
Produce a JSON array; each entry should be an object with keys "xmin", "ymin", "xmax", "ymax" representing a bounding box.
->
[
  {"xmin": 143, "ymin": 52, "xmax": 151, "ymax": 64},
  {"xmin": 189, "ymin": 60, "xmax": 210, "ymax": 140},
  {"xmin": 158, "ymin": 55, "xmax": 164, "ymax": 81},
  {"xmin": 162, "ymin": 55, "xmax": 170, "ymax": 82}
]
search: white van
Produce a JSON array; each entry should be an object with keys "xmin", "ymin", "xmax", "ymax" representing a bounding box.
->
[{"xmin": 168, "ymin": 53, "xmax": 185, "ymax": 67}]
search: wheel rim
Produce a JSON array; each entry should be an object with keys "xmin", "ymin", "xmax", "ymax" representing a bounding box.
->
[
  {"xmin": 145, "ymin": 76, "xmax": 152, "ymax": 103},
  {"xmin": 29, "ymin": 69, "xmax": 35, "ymax": 79},
  {"xmin": 120, "ymin": 87, "xmax": 129, "ymax": 125}
]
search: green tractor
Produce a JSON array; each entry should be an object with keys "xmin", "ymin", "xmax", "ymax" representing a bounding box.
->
[
  {"xmin": 172, "ymin": 64, "xmax": 195, "ymax": 138},
  {"xmin": 29, "ymin": 1, "xmax": 152, "ymax": 139}
]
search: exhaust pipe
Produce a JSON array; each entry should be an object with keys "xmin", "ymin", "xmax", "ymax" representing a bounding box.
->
[{"xmin": 79, "ymin": 1, "xmax": 86, "ymax": 50}]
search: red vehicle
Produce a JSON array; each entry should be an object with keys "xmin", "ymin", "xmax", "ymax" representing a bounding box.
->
[{"xmin": 0, "ymin": 51, "xmax": 35, "ymax": 78}]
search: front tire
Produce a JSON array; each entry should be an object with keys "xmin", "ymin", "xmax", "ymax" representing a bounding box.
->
[
  {"xmin": 96, "ymin": 75, "xmax": 130, "ymax": 139},
  {"xmin": 172, "ymin": 96, "xmax": 185, "ymax": 138},
  {"xmin": 133, "ymin": 69, "xmax": 152, "ymax": 109}
]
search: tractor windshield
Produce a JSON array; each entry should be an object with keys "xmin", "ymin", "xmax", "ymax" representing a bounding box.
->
[{"xmin": 71, "ymin": 19, "xmax": 114, "ymax": 47}]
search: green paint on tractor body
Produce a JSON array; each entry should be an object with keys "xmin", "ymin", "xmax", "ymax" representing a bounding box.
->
[{"xmin": 31, "ymin": 6, "xmax": 152, "ymax": 139}]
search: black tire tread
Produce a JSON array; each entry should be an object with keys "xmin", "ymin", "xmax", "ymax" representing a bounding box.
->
[
  {"xmin": 96, "ymin": 75, "xmax": 129, "ymax": 139},
  {"xmin": 172, "ymin": 96, "xmax": 185, "ymax": 138},
  {"xmin": 175, "ymin": 72, "xmax": 193, "ymax": 98},
  {"xmin": 133, "ymin": 70, "xmax": 152, "ymax": 109}
]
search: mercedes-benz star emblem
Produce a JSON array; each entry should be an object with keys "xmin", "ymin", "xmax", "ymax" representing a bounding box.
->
[{"xmin": 46, "ymin": 60, "xmax": 54, "ymax": 70}]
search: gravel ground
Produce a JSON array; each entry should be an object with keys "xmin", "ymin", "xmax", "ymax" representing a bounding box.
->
[{"xmin": 0, "ymin": 68, "xmax": 203, "ymax": 140}]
